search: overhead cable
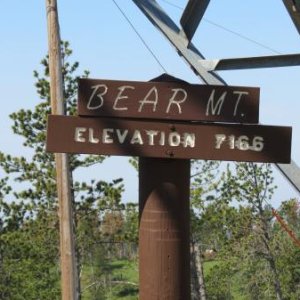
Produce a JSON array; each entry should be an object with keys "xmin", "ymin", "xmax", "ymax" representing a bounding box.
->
[
  {"xmin": 161, "ymin": 0, "xmax": 282, "ymax": 54},
  {"xmin": 111, "ymin": 0, "xmax": 168, "ymax": 73}
]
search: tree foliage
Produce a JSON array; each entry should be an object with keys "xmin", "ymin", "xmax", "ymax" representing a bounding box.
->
[
  {"xmin": 200, "ymin": 163, "xmax": 300, "ymax": 300},
  {"xmin": 0, "ymin": 42, "xmax": 138, "ymax": 298}
]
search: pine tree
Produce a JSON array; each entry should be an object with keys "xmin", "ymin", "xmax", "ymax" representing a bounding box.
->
[{"xmin": 0, "ymin": 42, "xmax": 125, "ymax": 298}]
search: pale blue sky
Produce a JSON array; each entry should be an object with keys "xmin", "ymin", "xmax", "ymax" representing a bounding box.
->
[{"xmin": 0, "ymin": 0, "xmax": 299, "ymax": 204}]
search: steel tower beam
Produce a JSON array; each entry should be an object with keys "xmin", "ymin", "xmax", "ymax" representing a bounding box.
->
[
  {"xmin": 282, "ymin": 0, "xmax": 300, "ymax": 35},
  {"xmin": 132, "ymin": 0, "xmax": 225, "ymax": 85},
  {"xmin": 200, "ymin": 53, "xmax": 300, "ymax": 71},
  {"xmin": 132, "ymin": 0, "xmax": 300, "ymax": 193},
  {"xmin": 180, "ymin": 0, "xmax": 211, "ymax": 42},
  {"xmin": 277, "ymin": 161, "xmax": 300, "ymax": 193}
]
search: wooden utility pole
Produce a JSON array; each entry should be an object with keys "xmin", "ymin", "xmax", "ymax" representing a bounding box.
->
[{"xmin": 45, "ymin": 1, "xmax": 79, "ymax": 299}]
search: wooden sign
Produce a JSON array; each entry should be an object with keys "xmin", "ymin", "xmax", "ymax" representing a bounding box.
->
[
  {"xmin": 78, "ymin": 78, "xmax": 260, "ymax": 123},
  {"xmin": 46, "ymin": 115, "xmax": 291, "ymax": 163}
]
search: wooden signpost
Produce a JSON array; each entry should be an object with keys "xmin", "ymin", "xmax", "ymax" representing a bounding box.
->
[{"xmin": 46, "ymin": 76, "xmax": 292, "ymax": 300}]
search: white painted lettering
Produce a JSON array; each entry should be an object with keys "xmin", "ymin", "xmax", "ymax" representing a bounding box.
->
[
  {"xmin": 74, "ymin": 127, "xmax": 86, "ymax": 143},
  {"xmin": 168, "ymin": 132, "xmax": 181, "ymax": 147},
  {"xmin": 215, "ymin": 134, "xmax": 226, "ymax": 149},
  {"xmin": 113, "ymin": 86, "xmax": 135, "ymax": 111},
  {"xmin": 206, "ymin": 90, "xmax": 227, "ymax": 116},
  {"xmin": 145, "ymin": 130, "xmax": 158, "ymax": 146},
  {"xmin": 252, "ymin": 136, "xmax": 264, "ymax": 152},
  {"xmin": 159, "ymin": 132, "xmax": 165, "ymax": 146},
  {"xmin": 89, "ymin": 128, "xmax": 99, "ymax": 144},
  {"xmin": 233, "ymin": 91, "xmax": 249, "ymax": 116},
  {"xmin": 75, "ymin": 127, "xmax": 198, "ymax": 149},
  {"xmin": 138, "ymin": 86, "xmax": 158, "ymax": 112},
  {"xmin": 166, "ymin": 88, "xmax": 187, "ymax": 114},
  {"xmin": 116, "ymin": 129, "xmax": 128, "ymax": 144},
  {"xmin": 236, "ymin": 135, "xmax": 250, "ymax": 151},
  {"xmin": 102, "ymin": 128, "xmax": 114, "ymax": 144},
  {"xmin": 182, "ymin": 133, "xmax": 195, "ymax": 148},
  {"xmin": 131, "ymin": 130, "xmax": 144, "ymax": 145},
  {"xmin": 228, "ymin": 135, "xmax": 235, "ymax": 149},
  {"xmin": 87, "ymin": 84, "xmax": 108, "ymax": 110}
]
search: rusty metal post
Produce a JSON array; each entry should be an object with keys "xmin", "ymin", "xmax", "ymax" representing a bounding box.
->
[{"xmin": 139, "ymin": 158, "xmax": 191, "ymax": 300}]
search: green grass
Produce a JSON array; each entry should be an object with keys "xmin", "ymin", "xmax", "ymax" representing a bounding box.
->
[
  {"xmin": 203, "ymin": 259, "xmax": 220, "ymax": 274},
  {"xmin": 107, "ymin": 260, "xmax": 138, "ymax": 300},
  {"xmin": 82, "ymin": 258, "xmax": 248, "ymax": 299},
  {"xmin": 81, "ymin": 259, "xmax": 138, "ymax": 300}
]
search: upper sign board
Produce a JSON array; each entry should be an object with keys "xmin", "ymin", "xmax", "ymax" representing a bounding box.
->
[
  {"xmin": 78, "ymin": 79, "xmax": 260, "ymax": 123},
  {"xmin": 46, "ymin": 115, "xmax": 291, "ymax": 163}
]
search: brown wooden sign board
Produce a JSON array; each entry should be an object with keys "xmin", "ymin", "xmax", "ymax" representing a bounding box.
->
[
  {"xmin": 46, "ymin": 115, "xmax": 291, "ymax": 163},
  {"xmin": 78, "ymin": 78, "xmax": 260, "ymax": 123}
]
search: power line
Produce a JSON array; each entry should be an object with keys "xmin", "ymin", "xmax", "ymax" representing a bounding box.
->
[
  {"xmin": 111, "ymin": 0, "xmax": 168, "ymax": 73},
  {"xmin": 203, "ymin": 19, "xmax": 281, "ymax": 55},
  {"xmin": 160, "ymin": 0, "xmax": 183, "ymax": 10},
  {"xmin": 160, "ymin": 0, "xmax": 282, "ymax": 55}
]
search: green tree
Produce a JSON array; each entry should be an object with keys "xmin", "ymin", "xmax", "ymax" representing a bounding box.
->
[
  {"xmin": 0, "ymin": 42, "xmax": 126, "ymax": 298},
  {"xmin": 219, "ymin": 162, "xmax": 283, "ymax": 300},
  {"xmin": 190, "ymin": 160, "xmax": 222, "ymax": 300},
  {"xmin": 272, "ymin": 199, "xmax": 300, "ymax": 299}
]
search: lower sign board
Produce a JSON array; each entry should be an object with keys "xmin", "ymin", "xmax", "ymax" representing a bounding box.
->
[{"xmin": 46, "ymin": 115, "xmax": 292, "ymax": 163}]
